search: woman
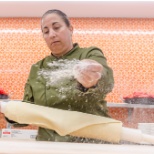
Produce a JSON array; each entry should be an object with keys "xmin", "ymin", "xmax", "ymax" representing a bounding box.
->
[{"xmin": 2, "ymin": 9, "xmax": 114, "ymax": 142}]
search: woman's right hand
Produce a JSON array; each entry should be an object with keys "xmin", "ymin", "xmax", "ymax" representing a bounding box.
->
[{"xmin": 73, "ymin": 59, "xmax": 103, "ymax": 88}]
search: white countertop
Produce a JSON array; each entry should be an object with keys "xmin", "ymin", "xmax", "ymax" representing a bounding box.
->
[{"xmin": 0, "ymin": 140, "xmax": 154, "ymax": 154}]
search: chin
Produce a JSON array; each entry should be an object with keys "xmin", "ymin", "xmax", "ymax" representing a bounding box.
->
[
  {"xmin": 51, "ymin": 48, "xmax": 65, "ymax": 57},
  {"xmin": 51, "ymin": 51, "xmax": 62, "ymax": 57}
]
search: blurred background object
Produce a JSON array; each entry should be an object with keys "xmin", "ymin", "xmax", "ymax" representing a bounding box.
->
[
  {"xmin": 123, "ymin": 92, "xmax": 154, "ymax": 105},
  {"xmin": 0, "ymin": 88, "xmax": 9, "ymax": 99}
]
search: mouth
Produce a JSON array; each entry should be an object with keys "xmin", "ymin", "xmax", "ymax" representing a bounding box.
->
[{"xmin": 51, "ymin": 41, "xmax": 60, "ymax": 45}]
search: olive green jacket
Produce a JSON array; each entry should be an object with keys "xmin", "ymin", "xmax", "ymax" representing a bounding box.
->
[{"xmin": 21, "ymin": 43, "xmax": 114, "ymax": 142}]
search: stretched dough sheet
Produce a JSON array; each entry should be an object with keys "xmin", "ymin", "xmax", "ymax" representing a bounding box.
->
[{"xmin": 4, "ymin": 101, "xmax": 122, "ymax": 143}]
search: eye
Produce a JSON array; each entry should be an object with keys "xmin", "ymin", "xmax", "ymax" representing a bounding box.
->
[
  {"xmin": 43, "ymin": 30, "xmax": 49, "ymax": 34},
  {"xmin": 54, "ymin": 26, "xmax": 60, "ymax": 30},
  {"xmin": 42, "ymin": 28, "xmax": 49, "ymax": 34},
  {"xmin": 52, "ymin": 22, "xmax": 62, "ymax": 31}
]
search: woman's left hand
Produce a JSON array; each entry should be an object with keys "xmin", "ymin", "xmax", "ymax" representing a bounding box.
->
[{"xmin": 73, "ymin": 59, "xmax": 103, "ymax": 88}]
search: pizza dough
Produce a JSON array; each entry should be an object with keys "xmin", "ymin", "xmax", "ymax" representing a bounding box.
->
[{"xmin": 4, "ymin": 101, "xmax": 122, "ymax": 143}]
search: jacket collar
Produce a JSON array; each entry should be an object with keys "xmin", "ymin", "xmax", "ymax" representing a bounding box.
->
[{"xmin": 50, "ymin": 43, "xmax": 79, "ymax": 59}]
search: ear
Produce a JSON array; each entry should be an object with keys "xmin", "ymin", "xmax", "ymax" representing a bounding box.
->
[
  {"xmin": 41, "ymin": 27, "xmax": 45, "ymax": 38},
  {"xmin": 69, "ymin": 25, "xmax": 73, "ymax": 35}
]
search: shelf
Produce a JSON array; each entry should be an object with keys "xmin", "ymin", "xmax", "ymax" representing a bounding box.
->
[{"xmin": 107, "ymin": 102, "xmax": 154, "ymax": 109}]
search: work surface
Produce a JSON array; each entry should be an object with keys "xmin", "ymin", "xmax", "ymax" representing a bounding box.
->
[{"xmin": 0, "ymin": 140, "xmax": 153, "ymax": 154}]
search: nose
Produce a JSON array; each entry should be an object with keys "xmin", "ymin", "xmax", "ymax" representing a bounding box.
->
[{"xmin": 49, "ymin": 30, "xmax": 56, "ymax": 38}]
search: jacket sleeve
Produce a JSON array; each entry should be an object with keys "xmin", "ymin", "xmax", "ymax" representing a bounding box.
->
[{"xmin": 22, "ymin": 82, "xmax": 34, "ymax": 103}]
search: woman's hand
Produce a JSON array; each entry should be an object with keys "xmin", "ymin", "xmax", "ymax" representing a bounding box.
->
[{"xmin": 73, "ymin": 59, "xmax": 103, "ymax": 88}]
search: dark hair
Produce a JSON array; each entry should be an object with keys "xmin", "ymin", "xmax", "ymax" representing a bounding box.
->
[{"xmin": 41, "ymin": 9, "xmax": 71, "ymax": 27}]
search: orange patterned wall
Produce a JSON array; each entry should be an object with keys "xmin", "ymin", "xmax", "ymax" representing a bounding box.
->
[
  {"xmin": 0, "ymin": 18, "xmax": 154, "ymax": 102},
  {"xmin": 0, "ymin": 18, "xmax": 154, "ymax": 129}
]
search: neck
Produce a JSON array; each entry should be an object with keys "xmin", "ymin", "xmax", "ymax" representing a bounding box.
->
[{"xmin": 52, "ymin": 44, "xmax": 74, "ymax": 58}]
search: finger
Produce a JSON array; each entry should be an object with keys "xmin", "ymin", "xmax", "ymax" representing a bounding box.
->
[
  {"xmin": 81, "ymin": 71, "xmax": 102, "ymax": 81},
  {"xmin": 78, "ymin": 61, "xmax": 103, "ymax": 72},
  {"xmin": 75, "ymin": 71, "xmax": 101, "ymax": 88}
]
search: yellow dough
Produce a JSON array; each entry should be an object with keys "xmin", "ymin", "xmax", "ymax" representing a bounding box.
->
[{"xmin": 4, "ymin": 101, "xmax": 122, "ymax": 143}]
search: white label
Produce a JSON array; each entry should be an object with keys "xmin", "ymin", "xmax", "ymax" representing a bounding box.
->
[
  {"xmin": 1, "ymin": 129, "xmax": 12, "ymax": 138},
  {"xmin": 1, "ymin": 129, "xmax": 38, "ymax": 140}
]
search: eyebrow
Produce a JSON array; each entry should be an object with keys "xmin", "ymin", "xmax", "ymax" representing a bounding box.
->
[{"xmin": 42, "ymin": 22, "xmax": 60, "ymax": 30}]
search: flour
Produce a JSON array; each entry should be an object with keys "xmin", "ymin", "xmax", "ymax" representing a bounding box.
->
[{"xmin": 38, "ymin": 59, "xmax": 79, "ymax": 86}]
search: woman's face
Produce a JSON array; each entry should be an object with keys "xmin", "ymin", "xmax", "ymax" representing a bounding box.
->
[{"xmin": 42, "ymin": 13, "xmax": 73, "ymax": 57}]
